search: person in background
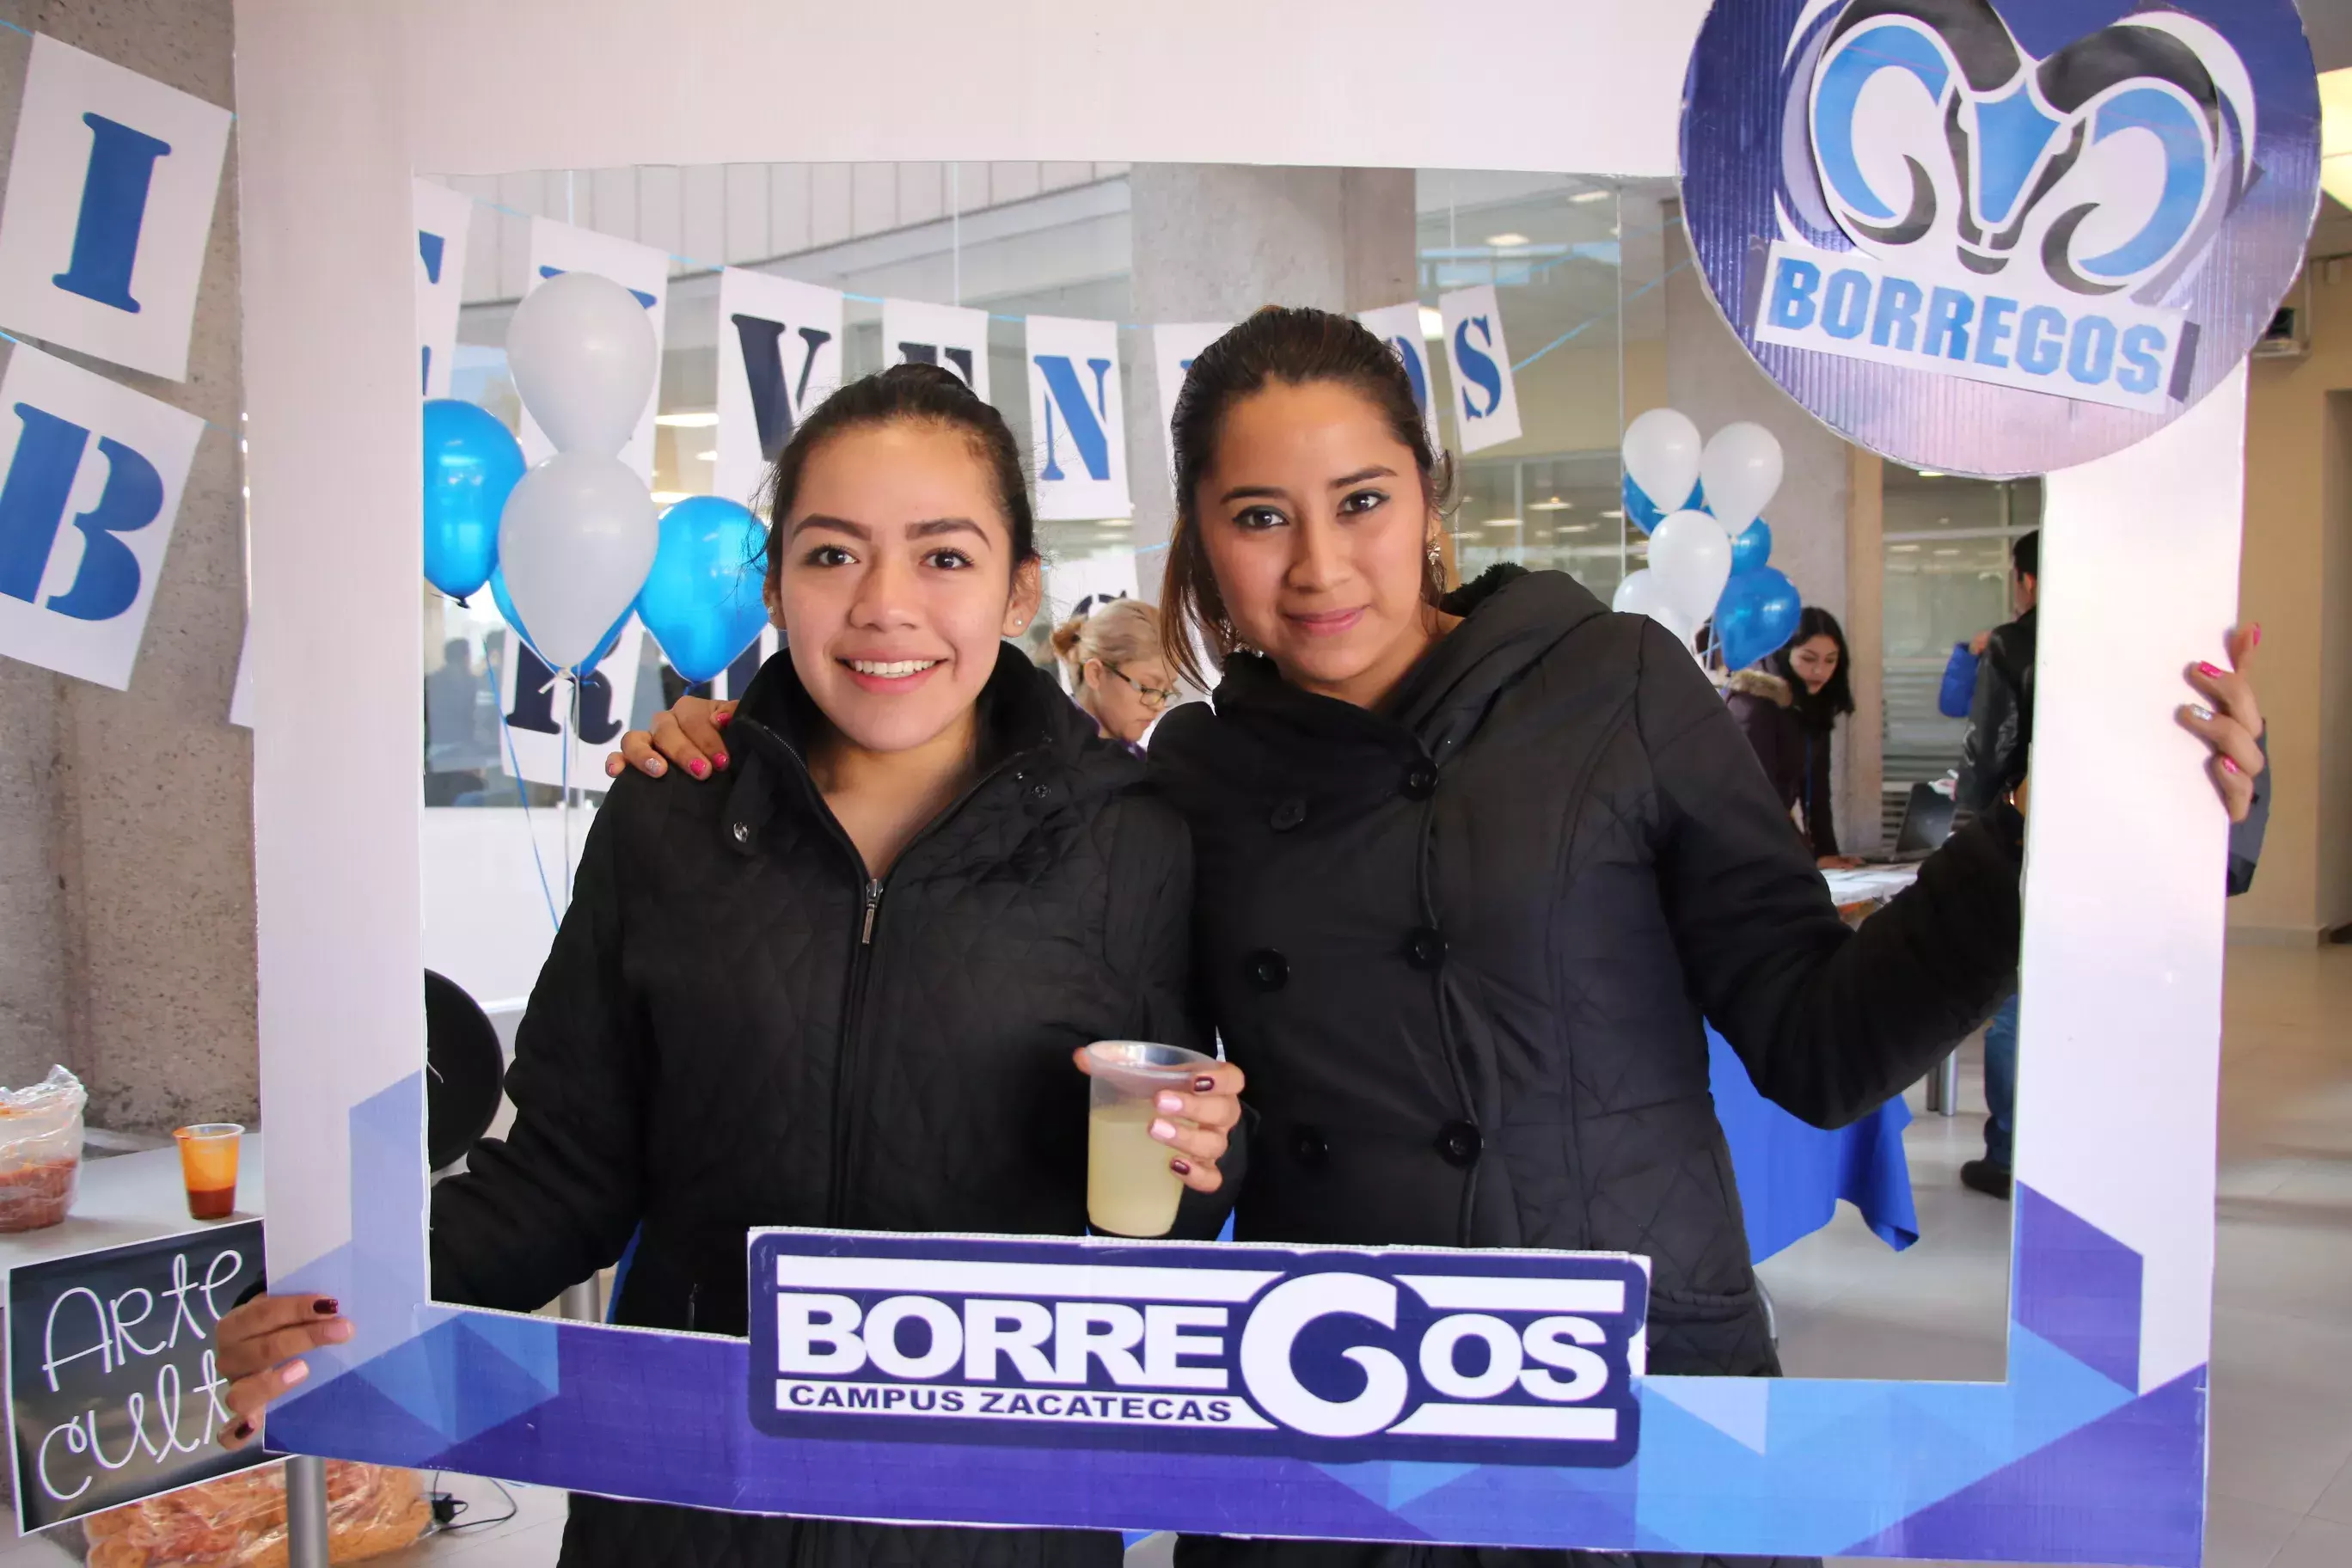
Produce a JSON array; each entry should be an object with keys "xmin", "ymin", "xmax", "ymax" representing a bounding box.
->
[
  {"xmin": 424, "ymin": 636, "xmax": 495, "ymax": 805},
  {"xmin": 1956, "ymin": 530, "xmax": 2268, "ymax": 1198},
  {"xmin": 1051, "ymin": 594, "xmax": 1177, "ymax": 753},
  {"xmin": 1724, "ymin": 607, "xmax": 1859, "ymax": 869}
]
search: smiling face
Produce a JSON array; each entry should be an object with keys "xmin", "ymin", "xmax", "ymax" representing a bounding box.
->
[
  {"xmin": 1788, "ymin": 633, "xmax": 1841, "ymax": 695},
  {"xmin": 1193, "ymin": 380, "xmax": 1442, "ymax": 708},
  {"xmin": 771, "ymin": 420, "xmax": 1041, "ymax": 756}
]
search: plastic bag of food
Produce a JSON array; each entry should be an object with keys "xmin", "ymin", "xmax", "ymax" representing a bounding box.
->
[
  {"xmin": 0, "ymin": 1064, "xmax": 84, "ymax": 1232},
  {"xmin": 82, "ymin": 1461, "xmax": 433, "ymax": 1567}
]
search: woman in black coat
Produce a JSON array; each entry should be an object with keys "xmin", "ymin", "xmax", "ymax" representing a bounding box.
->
[
  {"xmin": 618, "ymin": 310, "xmax": 2269, "ymax": 1568},
  {"xmin": 211, "ymin": 366, "xmax": 1244, "ymax": 1568},
  {"xmin": 1724, "ymin": 606, "xmax": 1857, "ymax": 867}
]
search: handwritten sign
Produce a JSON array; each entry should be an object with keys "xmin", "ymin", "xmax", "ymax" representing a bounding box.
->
[{"xmin": 7, "ymin": 1220, "xmax": 265, "ymax": 1531}]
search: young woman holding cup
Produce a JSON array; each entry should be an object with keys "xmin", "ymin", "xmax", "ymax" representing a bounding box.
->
[
  {"xmin": 621, "ymin": 308, "xmax": 2265, "ymax": 1568},
  {"xmin": 212, "ymin": 364, "xmax": 1242, "ymax": 1568}
]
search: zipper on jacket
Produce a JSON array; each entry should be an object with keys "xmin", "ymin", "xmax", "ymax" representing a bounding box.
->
[{"xmin": 821, "ymin": 753, "xmax": 1044, "ymax": 1228}]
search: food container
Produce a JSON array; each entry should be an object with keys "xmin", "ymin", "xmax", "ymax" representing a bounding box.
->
[
  {"xmin": 0, "ymin": 1065, "xmax": 85, "ymax": 1233},
  {"xmin": 83, "ymin": 1461, "xmax": 432, "ymax": 1567}
]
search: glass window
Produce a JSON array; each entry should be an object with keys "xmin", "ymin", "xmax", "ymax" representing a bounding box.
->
[{"xmin": 1881, "ymin": 464, "xmax": 2041, "ymax": 837}]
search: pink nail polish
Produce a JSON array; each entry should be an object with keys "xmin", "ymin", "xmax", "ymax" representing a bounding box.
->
[
  {"xmin": 1150, "ymin": 1118, "xmax": 1177, "ymax": 1142},
  {"xmin": 712, "ymin": 751, "xmax": 729, "ymax": 770},
  {"xmin": 688, "ymin": 758, "xmax": 708, "ymax": 779},
  {"xmin": 1155, "ymin": 1092, "xmax": 1183, "ymax": 1114},
  {"xmin": 283, "ymin": 1360, "xmax": 310, "ymax": 1387},
  {"xmin": 2198, "ymin": 662, "xmax": 2224, "ymax": 679},
  {"xmin": 2251, "ymin": 625, "xmax": 2263, "ymax": 648},
  {"xmin": 2223, "ymin": 756, "xmax": 2240, "ymax": 775}
]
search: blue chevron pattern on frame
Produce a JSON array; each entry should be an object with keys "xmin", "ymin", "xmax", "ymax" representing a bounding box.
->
[{"xmin": 260, "ymin": 1072, "xmax": 2208, "ymax": 1564}]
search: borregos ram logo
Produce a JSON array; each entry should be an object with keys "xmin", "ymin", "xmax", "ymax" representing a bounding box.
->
[
  {"xmin": 1681, "ymin": 0, "xmax": 2318, "ymax": 473},
  {"xmin": 747, "ymin": 1232, "xmax": 1649, "ymax": 1467},
  {"xmin": 1766, "ymin": 1, "xmax": 2253, "ymax": 412}
]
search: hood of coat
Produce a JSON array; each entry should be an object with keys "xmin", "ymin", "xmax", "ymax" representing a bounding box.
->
[
  {"xmin": 1156, "ymin": 567, "xmax": 1611, "ymax": 798},
  {"xmin": 1725, "ymin": 669, "xmax": 1794, "ymax": 707}
]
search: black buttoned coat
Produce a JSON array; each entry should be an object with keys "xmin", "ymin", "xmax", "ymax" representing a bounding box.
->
[{"xmin": 1151, "ymin": 568, "xmax": 2024, "ymax": 1389}]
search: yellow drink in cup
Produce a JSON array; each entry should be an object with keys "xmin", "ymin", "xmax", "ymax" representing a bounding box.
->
[
  {"xmin": 174, "ymin": 1123, "xmax": 243, "ymax": 1221},
  {"xmin": 1082, "ymin": 1040, "xmax": 1216, "ymax": 1238}
]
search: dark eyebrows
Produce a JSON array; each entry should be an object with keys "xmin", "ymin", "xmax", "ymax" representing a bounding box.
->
[
  {"xmin": 788, "ymin": 515, "xmax": 989, "ymax": 544},
  {"xmin": 1216, "ymin": 467, "xmax": 1399, "ymax": 505},
  {"xmin": 907, "ymin": 518, "xmax": 988, "ymax": 542},
  {"xmin": 790, "ymin": 514, "xmax": 867, "ymax": 541}
]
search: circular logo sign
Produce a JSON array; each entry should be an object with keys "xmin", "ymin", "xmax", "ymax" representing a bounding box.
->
[{"xmin": 1681, "ymin": 0, "xmax": 2322, "ymax": 476}]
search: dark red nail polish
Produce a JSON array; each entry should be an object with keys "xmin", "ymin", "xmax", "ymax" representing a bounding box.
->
[
  {"xmin": 314, "ymin": 1299, "xmax": 338, "ymax": 1316},
  {"xmin": 1169, "ymin": 1159, "xmax": 1192, "ymax": 1176},
  {"xmin": 2198, "ymin": 662, "xmax": 2224, "ymax": 679},
  {"xmin": 232, "ymin": 1420, "xmax": 254, "ymax": 1441},
  {"xmin": 711, "ymin": 751, "xmax": 729, "ymax": 770},
  {"xmin": 1193, "ymin": 1075, "xmax": 1216, "ymax": 1093}
]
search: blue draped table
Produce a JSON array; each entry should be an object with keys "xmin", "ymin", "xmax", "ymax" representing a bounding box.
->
[{"xmin": 1708, "ymin": 1025, "xmax": 1918, "ymax": 1263}]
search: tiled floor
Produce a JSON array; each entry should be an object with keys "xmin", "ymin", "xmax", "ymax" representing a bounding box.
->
[{"xmin": 8, "ymin": 943, "xmax": 2345, "ymax": 1567}]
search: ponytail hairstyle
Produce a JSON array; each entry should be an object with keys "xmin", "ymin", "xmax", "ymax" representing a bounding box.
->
[
  {"xmin": 757, "ymin": 362, "xmax": 1039, "ymax": 609},
  {"xmin": 1050, "ymin": 597, "xmax": 1162, "ymax": 714},
  {"xmin": 1157, "ymin": 306, "xmax": 1455, "ymax": 687}
]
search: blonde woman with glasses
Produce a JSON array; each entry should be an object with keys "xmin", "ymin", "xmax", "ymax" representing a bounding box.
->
[{"xmin": 1051, "ymin": 594, "xmax": 1179, "ymax": 750}]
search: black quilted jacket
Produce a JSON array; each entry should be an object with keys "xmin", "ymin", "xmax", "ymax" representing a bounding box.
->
[
  {"xmin": 1153, "ymin": 568, "xmax": 2022, "ymax": 1568},
  {"xmin": 431, "ymin": 646, "xmax": 1208, "ymax": 1568}
]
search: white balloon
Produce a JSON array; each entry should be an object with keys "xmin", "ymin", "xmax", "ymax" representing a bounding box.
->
[
  {"xmin": 506, "ymin": 272, "xmax": 658, "ymax": 458},
  {"xmin": 499, "ymin": 453, "xmax": 659, "ymax": 671},
  {"xmin": 1612, "ymin": 567, "xmax": 1669, "ymax": 618},
  {"xmin": 1611, "ymin": 569, "xmax": 1700, "ymax": 656},
  {"xmin": 1621, "ymin": 408, "xmax": 1702, "ymax": 515},
  {"xmin": 1648, "ymin": 509, "xmax": 1734, "ymax": 627},
  {"xmin": 1699, "ymin": 421, "xmax": 1785, "ymax": 534}
]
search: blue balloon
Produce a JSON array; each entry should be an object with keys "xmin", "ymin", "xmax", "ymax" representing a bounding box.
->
[
  {"xmin": 422, "ymin": 398, "xmax": 524, "ymax": 602},
  {"xmin": 636, "ymin": 496, "xmax": 771, "ymax": 685},
  {"xmin": 1622, "ymin": 472, "xmax": 1706, "ymax": 536},
  {"xmin": 488, "ymin": 565, "xmax": 632, "ymax": 677},
  {"xmin": 1730, "ymin": 519, "xmax": 1773, "ymax": 574},
  {"xmin": 1715, "ymin": 567, "xmax": 1804, "ymax": 672}
]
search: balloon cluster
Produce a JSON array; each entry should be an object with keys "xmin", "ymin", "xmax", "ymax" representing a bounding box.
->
[
  {"xmin": 1612, "ymin": 410, "xmax": 1802, "ymax": 671},
  {"xmin": 419, "ymin": 272, "xmax": 770, "ymax": 688}
]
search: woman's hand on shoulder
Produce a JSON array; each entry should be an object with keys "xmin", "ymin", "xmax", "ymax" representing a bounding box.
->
[
  {"xmin": 605, "ymin": 696, "xmax": 737, "ymax": 782},
  {"xmin": 1074, "ymin": 1050, "xmax": 1245, "ymax": 1194},
  {"xmin": 211, "ymin": 1293, "xmax": 352, "ymax": 1448},
  {"xmin": 2179, "ymin": 626, "xmax": 2264, "ymax": 824}
]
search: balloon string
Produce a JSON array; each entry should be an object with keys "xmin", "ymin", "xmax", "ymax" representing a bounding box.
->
[
  {"xmin": 498, "ymin": 714, "xmax": 562, "ymax": 934},
  {"xmin": 560, "ymin": 673, "xmax": 579, "ymax": 909}
]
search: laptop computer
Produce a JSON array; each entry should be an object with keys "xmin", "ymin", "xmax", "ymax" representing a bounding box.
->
[{"xmin": 1861, "ymin": 781, "xmax": 1956, "ymax": 865}]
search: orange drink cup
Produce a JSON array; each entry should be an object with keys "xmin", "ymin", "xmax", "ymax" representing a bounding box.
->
[{"xmin": 174, "ymin": 1124, "xmax": 243, "ymax": 1221}]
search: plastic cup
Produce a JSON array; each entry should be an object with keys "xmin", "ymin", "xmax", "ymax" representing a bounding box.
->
[
  {"xmin": 1083, "ymin": 1041, "xmax": 1215, "ymax": 1239},
  {"xmin": 175, "ymin": 1124, "xmax": 244, "ymax": 1221}
]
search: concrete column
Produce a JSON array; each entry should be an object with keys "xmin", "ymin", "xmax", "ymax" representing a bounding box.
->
[
  {"xmin": 1661, "ymin": 216, "xmax": 1862, "ymax": 846},
  {"xmin": 1123, "ymin": 166, "xmax": 1418, "ymax": 576},
  {"xmin": 0, "ymin": 1, "xmax": 254, "ymax": 1130},
  {"xmin": 1845, "ymin": 449, "xmax": 1886, "ymax": 854}
]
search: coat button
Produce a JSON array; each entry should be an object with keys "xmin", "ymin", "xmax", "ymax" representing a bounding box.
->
[
  {"xmin": 1401, "ymin": 762, "xmax": 1438, "ymax": 799},
  {"xmin": 1435, "ymin": 1120, "xmax": 1482, "ymax": 1167},
  {"xmin": 1245, "ymin": 949, "xmax": 1289, "ymax": 992},
  {"xmin": 731, "ymin": 822, "xmax": 750, "ymax": 845},
  {"xmin": 1029, "ymin": 783, "xmax": 1051, "ymax": 800},
  {"xmin": 1290, "ymin": 1125, "xmax": 1329, "ymax": 1168},
  {"xmin": 1270, "ymin": 797, "xmax": 1308, "ymax": 832},
  {"xmin": 1405, "ymin": 927, "xmax": 1446, "ymax": 971}
]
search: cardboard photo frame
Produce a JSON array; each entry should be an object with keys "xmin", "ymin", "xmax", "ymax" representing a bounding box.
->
[{"xmin": 235, "ymin": 3, "xmax": 2280, "ymax": 1560}]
